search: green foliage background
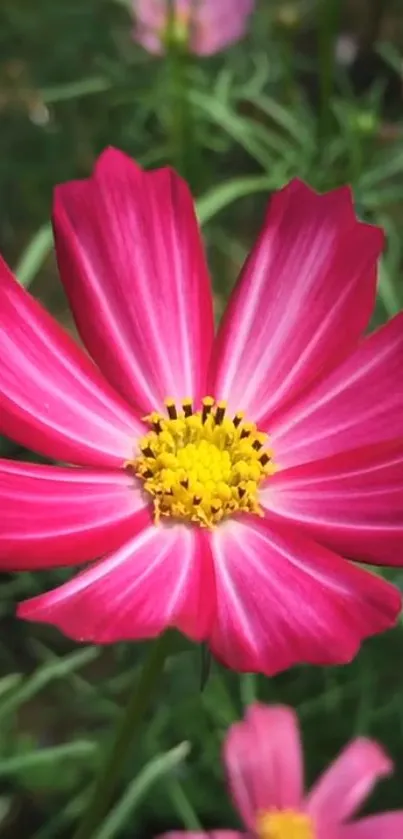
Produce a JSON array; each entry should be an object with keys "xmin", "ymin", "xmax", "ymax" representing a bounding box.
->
[{"xmin": 1, "ymin": 0, "xmax": 403, "ymax": 836}]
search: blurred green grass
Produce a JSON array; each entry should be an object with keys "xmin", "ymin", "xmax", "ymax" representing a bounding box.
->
[{"xmin": 1, "ymin": 0, "xmax": 403, "ymax": 836}]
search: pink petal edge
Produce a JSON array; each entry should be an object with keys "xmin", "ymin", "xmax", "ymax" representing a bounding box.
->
[
  {"xmin": 0, "ymin": 459, "xmax": 147, "ymax": 569},
  {"xmin": 209, "ymin": 179, "xmax": 383, "ymax": 425},
  {"xmin": 133, "ymin": 0, "xmax": 254, "ymax": 56},
  {"xmin": 208, "ymin": 515, "xmax": 401, "ymax": 676},
  {"xmin": 262, "ymin": 440, "xmax": 403, "ymax": 566},
  {"xmin": 271, "ymin": 312, "xmax": 403, "ymax": 468},
  {"xmin": 340, "ymin": 813, "xmax": 403, "ymax": 838},
  {"xmin": 18, "ymin": 523, "xmax": 215, "ymax": 644},
  {"xmin": 307, "ymin": 738, "xmax": 392, "ymax": 827},
  {"xmin": 53, "ymin": 148, "xmax": 214, "ymax": 415},
  {"xmin": 224, "ymin": 703, "xmax": 303, "ymax": 830},
  {"xmin": 0, "ymin": 255, "xmax": 142, "ymax": 467}
]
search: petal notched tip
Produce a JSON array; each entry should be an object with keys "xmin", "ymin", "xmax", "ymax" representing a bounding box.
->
[{"xmin": 273, "ymin": 177, "xmax": 384, "ymax": 249}]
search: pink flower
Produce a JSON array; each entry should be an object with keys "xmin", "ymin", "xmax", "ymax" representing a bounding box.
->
[
  {"xmin": 133, "ymin": 0, "xmax": 254, "ymax": 56},
  {"xmin": 158, "ymin": 703, "xmax": 403, "ymax": 839},
  {"xmin": 1, "ymin": 147, "xmax": 403, "ymax": 675}
]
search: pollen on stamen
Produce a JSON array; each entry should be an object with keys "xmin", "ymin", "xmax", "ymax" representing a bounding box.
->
[
  {"xmin": 164, "ymin": 397, "xmax": 178, "ymax": 419},
  {"xmin": 131, "ymin": 397, "xmax": 276, "ymax": 528},
  {"xmin": 215, "ymin": 400, "xmax": 227, "ymax": 425},
  {"xmin": 143, "ymin": 411, "xmax": 163, "ymax": 433},
  {"xmin": 182, "ymin": 398, "xmax": 193, "ymax": 417},
  {"xmin": 141, "ymin": 444, "xmax": 155, "ymax": 458},
  {"xmin": 202, "ymin": 395, "xmax": 215, "ymax": 423}
]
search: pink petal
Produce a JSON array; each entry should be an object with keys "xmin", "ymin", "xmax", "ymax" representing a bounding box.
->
[
  {"xmin": 18, "ymin": 524, "xmax": 215, "ymax": 643},
  {"xmin": 340, "ymin": 813, "xmax": 403, "ymax": 838},
  {"xmin": 53, "ymin": 148, "xmax": 214, "ymax": 415},
  {"xmin": 271, "ymin": 312, "xmax": 403, "ymax": 468},
  {"xmin": 133, "ymin": 0, "xmax": 165, "ymax": 28},
  {"xmin": 0, "ymin": 255, "xmax": 142, "ymax": 467},
  {"xmin": 224, "ymin": 703, "xmax": 303, "ymax": 830},
  {"xmin": 192, "ymin": 14, "xmax": 250, "ymax": 56},
  {"xmin": 263, "ymin": 441, "xmax": 403, "ymax": 566},
  {"xmin": 0, "ymin": 459, "xmax": 147, "ymax": 569},
  {"xmin": 307, "ymin": 739, "xmax": 392, "ymax": 826},
  {"xmin": 134, "ymin": 24, "xmax": 164, "ymax": 54},
  {"xmin": 133, "ymin": 0, "xmax": 254, "ymax": 56},
  {"xmin": 209, "ymin": 180, "xmax": 382, "ymax": 424},
  {"xmin": 191, "ymin": 0, "xmax": 254, "ymax": 55},
  {"xmin": 208, "ymin": 516, "xmax": 401, "ymax": 676}
]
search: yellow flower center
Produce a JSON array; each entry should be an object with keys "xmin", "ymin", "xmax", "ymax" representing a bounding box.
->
[
  {"xmin": 131, "ymin": 396, "xmax": 275, "ymax": 528},
  {"xmin": 257, "ymin": 811, "xmax": 315, "ymax": 839}
]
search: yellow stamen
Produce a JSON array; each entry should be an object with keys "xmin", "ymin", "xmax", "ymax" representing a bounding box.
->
[
  {"xmin": 131, "ymin": 396, "xmax": 276, "ymax": 528},
  {"xmin": 257, "ymin": 811, "xmax": 315, "ymax": 839}
]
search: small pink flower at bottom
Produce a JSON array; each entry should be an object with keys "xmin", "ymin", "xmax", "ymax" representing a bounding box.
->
[
  {"xmin": 0, "ymin": 148, "xmax": 403, "ymax": 675},
  {"xmin": 133, "ymin": 0, "xmax": 255, "ymax": 56},
  {"xmin": 158, "ymin": 703, "xmax": 403, "ymax": 839}
]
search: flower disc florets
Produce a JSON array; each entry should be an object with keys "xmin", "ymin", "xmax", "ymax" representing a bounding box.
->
[
  {"xmin": 257, "ymin": 810, "xmax": 315, "ymax": 839},
  {"xmin": 133, "ymin": 397, "xmax": 275, "ymax": 527}
]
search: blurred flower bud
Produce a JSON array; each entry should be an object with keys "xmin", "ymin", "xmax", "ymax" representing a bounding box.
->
[
  {"xmin": 276, "ymin": 3, "xmax": 299, "ymax": 29},
  {"xmin": 132, "ymin": 0, "xmax": 255, "ymax": 57}
]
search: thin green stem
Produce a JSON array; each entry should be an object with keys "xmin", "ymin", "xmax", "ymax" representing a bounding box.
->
[
  {"xmin": 240, "ymin": 673, "xmax": 257, "ymax": 708},
  {"xmin": 162, "ymin": 2, "xmax": 202, "ymax": 190},
  {"xmin": 166, "ymin": 46, "xmax": 198, "ymax": 187},
  {"xmin": 317, "ymin": 0, "xmax": 341, "ymax": 144},
  {"xmin": 72, "ymin": 634, "xmax": 172, "ymax": 839}
]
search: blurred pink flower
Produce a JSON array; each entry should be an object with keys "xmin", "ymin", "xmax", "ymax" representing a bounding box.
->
[
  {"xmin": 133, "ymin": 0, "xmax": 255, "ymax": 56},
  {"xmin": 159, "ymin": 703, "xmax": 403, "ymax": 839},
  {"xmin": 0, "ymin": 148, "xmax": 403, "ymax": 675}
]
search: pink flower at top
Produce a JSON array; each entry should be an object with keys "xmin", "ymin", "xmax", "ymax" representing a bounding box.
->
[
  {"xmin": 158, "ymin": 703, "xmax": 403, "ymax": 839},
  {"xmin": 1, "ymin": 147, "xmax": 403, "ymax": 675},
  {"xmin": 133, "ymin": 0, "xmax": 254, "ymax": 56}
]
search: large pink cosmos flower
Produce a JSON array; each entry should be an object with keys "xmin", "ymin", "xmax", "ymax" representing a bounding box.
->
[
  {"xmin": 159, "ymin": 703, "xmax": 403, "ymax": 839},
  {"xmin": 1, "ymin": 147, "xmax": 403, "ymax": 676},
  {"xmin": 133, "ymin": 0, "xmax": 254, "ymax": 56}
]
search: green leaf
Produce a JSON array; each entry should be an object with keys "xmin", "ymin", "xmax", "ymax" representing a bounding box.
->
[
  {"xmin": 378, "ymin": 259, "xmax": 402, "ymax": 318},
  {"xmin": 189, "ymin": 90, "xmax": 276, "ymax": 168},
  {"xmin": 0, "ymin": 741, "xmax": 97, "ymax": 777},
  {"xmin": 166, "ymin": 776, "xmax": 202, "ymax": 831},
  {"xmin": 377, "ymin": 41, "xmax": 403, "ymax": 75},
  {"xmin": 32, "ymin": 791, "xmax": 88, "ymax": 839},
  {"xmin": 358, "ymin": 149, "xmax": 403, "ymax": 190},
  {"xmin": 93, "ymin": 742, "xmax": 191, "ymax": 839},
  {"xmin": 240, "ymin": 673, "xmax": 257, "ymax": 707},
  {"xmin": 249, "ymin": 94, "xmax": 312, "ymax": 146},
  {"xmin": 14, "ymin": 224, "xmax": 53, "ymax": 288},
  {"xmin": 0, "ymin": 674, "xmax": 22, "ymax": 701},
  {"xmin": 375, "ymin": 214, "xmax": 403, "ymax": 317},
  {"xmin": 42, "ymin": 77, "xmax": 112, "ymax": 104},
  {"xmin": 0, "ymin": 647, "xmax": 100, "ymax": 721},
  {"xmin": 197, "ymin": 174, "xmax": 282, "ymax": 225}
]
